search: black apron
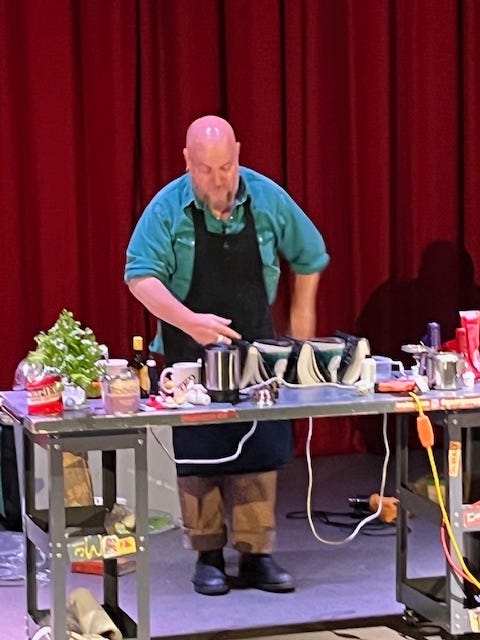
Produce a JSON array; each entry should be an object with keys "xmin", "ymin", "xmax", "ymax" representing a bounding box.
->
[{"xmin": 162, "ymin": 200, "xmax": 293, "ymax": 476}]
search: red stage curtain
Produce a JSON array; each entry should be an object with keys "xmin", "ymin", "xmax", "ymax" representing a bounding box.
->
[{"xmin": 1, "ymin": 0, "xmax": 480, "ymax": 454}]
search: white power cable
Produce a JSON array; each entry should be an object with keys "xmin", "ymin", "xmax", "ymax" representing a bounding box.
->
[
  {"xmin": 151, "ymin": 377, "xmax": 387, "ymax": 528},
  {"xmin": 153, "ymin": 374, "xmax": 370, "ymax": 465},
  {"xmin": 240, "ymin": 376, "xmax": 358, "ymax": 394},
  {"xmin": 151, "ymin": 420, "xmax": 258, "ymax": 464},
  {"xmin": 304, "ymin": 412, "xmax": 390, "ymax": 545}
]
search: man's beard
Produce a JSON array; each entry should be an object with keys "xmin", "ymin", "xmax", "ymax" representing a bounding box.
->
[
  {"xmin": 199, "ymin": 189, "xmax": 233, "ymax": 213},
  {"xmin": 211, "ymin": 193, "xmax": 233, "ymax": 212}
]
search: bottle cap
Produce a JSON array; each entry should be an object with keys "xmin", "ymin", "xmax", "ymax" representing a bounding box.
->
[{"xmin": 133, "ymin": 336, "xmax": 144, "ymax": 351}]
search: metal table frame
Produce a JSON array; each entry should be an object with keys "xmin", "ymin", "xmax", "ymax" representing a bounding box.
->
[
  {"xmin": 24, "ymin": 429, "xmax": 149, "ymax": 640},
  {"xmin": 3, "ymin": 386, "xmax": 480, "ymax": 639},
  {"xmin": 396, "ymin": 406, "xmax": 480, "ymax": 637},
  {"xmin": 1, "ymin": 395, "xmax": 150, "ymax": 640}
]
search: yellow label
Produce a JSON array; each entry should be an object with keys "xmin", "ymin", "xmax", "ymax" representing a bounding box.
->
[
  {"xmin": 468, "ymin": 608, "xmax": 480, "ymax": 632},
  {"xmin": 448, "ymin": 441, "xmax": 462, "ymax": 478},
  {"xmin": 67, "ymin": 533, "xmax": 136, "ymax": 561},
  {"xmin": 103, "ymin": 534, "xmax": 137, "ymax": 558},
  {"xmin": 133, "ymin": 335, "xmax": 143, "ymax": 351}
]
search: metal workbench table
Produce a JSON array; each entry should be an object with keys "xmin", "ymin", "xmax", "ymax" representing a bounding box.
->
[
  {"xmin": 395, "ymin": 395, "xmax": 480, "ymax": 638},
  {"xmin": 3, "ymin": 385, "xmax": 480, "ymax": 639}
]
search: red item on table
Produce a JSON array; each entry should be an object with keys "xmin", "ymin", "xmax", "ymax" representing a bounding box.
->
[
  {"xmin": 26, "ymin": 374, "xmax": 63, "ymax": 415},
  {"xmin": 460, "ymin": 311, "xmax": 480, "ymax": 379}
]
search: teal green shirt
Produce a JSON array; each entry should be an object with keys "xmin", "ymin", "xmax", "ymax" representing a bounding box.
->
[{"xmin": 125, "ymin": 167, "xmax": 330, "ymax": 352}]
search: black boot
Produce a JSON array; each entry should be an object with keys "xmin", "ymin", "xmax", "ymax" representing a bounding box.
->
[
  {"xmin": 192, "ymin": 549, "xmax": 229, "ymax": 595},
  {"xmin": 239, "ymin": 553, "xmax": 295, "ymax": 592}
]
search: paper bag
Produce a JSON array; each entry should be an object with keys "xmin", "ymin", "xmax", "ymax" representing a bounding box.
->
[
  {"xmin": 63, "ymin": 453, "xmax": 94, "ymax": 507},
  {"xmin": 68, "ymin": 587, "xmax": 122, "ymax": 640}
]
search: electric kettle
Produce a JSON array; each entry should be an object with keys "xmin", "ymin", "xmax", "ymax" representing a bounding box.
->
[
  {"xmin": 204, "ymin": 343, "xmax": 241, "ymax": 403},
  {"xmin": 426, "ymin": 351, "xmax": 463, "ymax": 390}
]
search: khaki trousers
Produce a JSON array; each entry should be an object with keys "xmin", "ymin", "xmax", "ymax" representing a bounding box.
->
[{"xmin": 177, "ymin": 470, "xmax": 277, "ymax": 554}]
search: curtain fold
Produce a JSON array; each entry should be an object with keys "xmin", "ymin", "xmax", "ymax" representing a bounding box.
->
[{"xmin": 2, "ymin": 0, "xmax": 480, "ymax": 454}]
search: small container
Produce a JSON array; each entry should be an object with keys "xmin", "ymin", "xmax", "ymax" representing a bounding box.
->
[
  {"xmin": 372, "ymin": 355, "xmax": 406, "ymax": 381},
  {"xmin": 360, "ymin": 357, "xmax": 376, "ymax": 391},
  {"xmin": 427, "ymin": 322, "xmax": 441, "ymax": 350},
  {"xmin": 96, "ymin": 358, "xmax": 129, "ymax": 376},
  {"xmin": 204, "ymin": 343, "xmax": 240, "ymax": 403},
  {"xmin": 62, "ymin": 382, "xmax": 86, "ymax": 410},
  {"xmin": 101, "ymin": 367, "xmax": 140, "ymax": 415},
  {"xmin": 26, "ymin": 370, "xmax": 63, "ymax": 416},
  {"xmin": 426, "ymin": 351, "xmax": 463, "ymax": 390}
]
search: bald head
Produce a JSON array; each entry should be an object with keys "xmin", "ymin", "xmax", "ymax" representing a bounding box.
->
[
  {"xmin": 186, "ymin": 115, "xmax": 237, "ymax": 150},
  {"xmin": 183, "ymin": 115, "xmax": 241, "ymax": 218}
]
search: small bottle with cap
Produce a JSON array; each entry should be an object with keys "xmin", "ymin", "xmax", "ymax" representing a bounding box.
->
[
  {"xmin": 147, "ymin": 357, "xmax": 159, "ymax": 396},
  {"xmin": 427, "ymin": 322, "xmax": 441, "ymax": 350},
  {"xmin": 128, "ymin": 335, "xmax": 150, "ymax": 398}
]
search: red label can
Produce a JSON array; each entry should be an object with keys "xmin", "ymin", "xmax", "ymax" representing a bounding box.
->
[{"xmin": 26, "ymin": 374, "xmax": 64, "ymax": 415}]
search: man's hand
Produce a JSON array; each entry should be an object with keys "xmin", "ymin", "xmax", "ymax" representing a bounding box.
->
[
  {"xmin": 128, "ymin": 276, "xmax": 241, "ymax": 345},
  {"xmin": 182, "ymin": 313, "xmax": 242, "ymax": 346}
]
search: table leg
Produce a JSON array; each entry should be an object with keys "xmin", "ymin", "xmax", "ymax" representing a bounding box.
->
[
  {"xmin": 134, "ymin": 433, "xmax": 150, "ymax": 640},
  {"xmin": 49, "ymin": 438, "xmax": 68, "ymax": 640}
]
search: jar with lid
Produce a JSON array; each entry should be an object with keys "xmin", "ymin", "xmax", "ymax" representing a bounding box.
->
[{"xmin": 101, "ymin": 367, "xmax": 140, "ymax": 415}]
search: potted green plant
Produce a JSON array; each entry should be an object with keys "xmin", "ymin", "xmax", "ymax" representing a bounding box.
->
[{"xmin": 27, "ymin": 309, "xmax": 104, "ymax": 397}]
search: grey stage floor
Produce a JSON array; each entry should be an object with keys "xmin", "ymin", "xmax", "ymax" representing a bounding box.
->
[{"xmin": 0, "ymin": 448, "xmax": 456, "ymax": 640}]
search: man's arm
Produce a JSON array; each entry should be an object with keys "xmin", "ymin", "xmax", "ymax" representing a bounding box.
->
[
  {"xmin": 128, "ymin": 276, "xmax": 241, "ymax": 345},
  {"xmin": 289, "ymin": 272, "xmax": 321, "ymax": 340}
]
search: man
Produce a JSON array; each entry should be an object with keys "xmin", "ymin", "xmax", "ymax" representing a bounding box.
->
[{"xmin": 125, "ymin": 115, "xmax": 330, "ymax": 595}]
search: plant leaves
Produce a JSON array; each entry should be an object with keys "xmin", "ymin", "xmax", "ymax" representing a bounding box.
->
[{"xmin": 26, "ymin": 309, "xmax": 103, "ymax": 390}]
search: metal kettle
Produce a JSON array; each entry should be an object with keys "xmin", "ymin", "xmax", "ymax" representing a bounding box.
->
[
  {"xmin": 204, "ymin": 343, "xmax": 241, "ymax": 403},
  {"xmin": 426, "ymin": 351, "xmax": 463, "ymax": 390}
]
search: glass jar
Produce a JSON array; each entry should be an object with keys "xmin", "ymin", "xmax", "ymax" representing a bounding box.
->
[{"xmin": 101, "ymin": 367, "xmax": 140, "ymax": 415}]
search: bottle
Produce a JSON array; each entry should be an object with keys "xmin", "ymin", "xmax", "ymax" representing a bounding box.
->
[
  {"xmin": 147, "ymin": 358, "xmax": 159, "ymax": 396},
  {"xmin": 427, "ymin": 322, "xmax": 441, "ymax": 350},
  {"xmin": 128, "ymin": 336, "xmax": 149, "ymax": 398}
]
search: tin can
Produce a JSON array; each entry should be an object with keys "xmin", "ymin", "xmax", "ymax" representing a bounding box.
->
[{"xmin": 26, "ymin": 374, "xmax": 64, "ymax": 415}]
